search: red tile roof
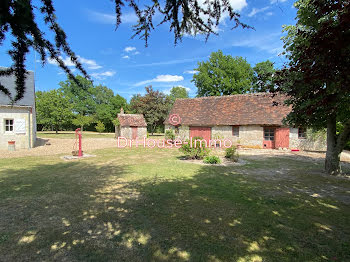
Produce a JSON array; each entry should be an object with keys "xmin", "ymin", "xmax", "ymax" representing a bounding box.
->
[
  {"xmin": 164, "ymin": 93, "xmax": 291, "ymax": 126},
  {"xmin": 118, "ymin": 114, "xmax": 147, "ymax": 127}
]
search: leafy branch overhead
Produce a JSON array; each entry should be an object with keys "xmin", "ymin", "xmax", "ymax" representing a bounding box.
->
[{"xmin": 0, "ymin": 0, "xmax": 250, "ymax": 101}]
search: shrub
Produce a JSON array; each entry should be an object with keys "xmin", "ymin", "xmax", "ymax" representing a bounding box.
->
[
  {"xmin": 225, "ymin": 146, "xmax": 239, "ymax": 162},
  {"xmin": 95, "ymin": 121, "xmax": 105, "ymax": 133},
  {"xmin": 204, "ymin": 155, "xmax": 221, "ymax": 164},
  {"xmin": 165, "ymin": 129, "xmax": 175, "ymax": 141},
  {"xmin": 179, "ymin": 136, "xmax": 210, "ymax": 159}
]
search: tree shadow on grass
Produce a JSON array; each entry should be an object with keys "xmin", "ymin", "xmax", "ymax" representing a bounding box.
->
[{"xmin": 0, "ymin": 158, "xmax": 349, "ymax": 261}]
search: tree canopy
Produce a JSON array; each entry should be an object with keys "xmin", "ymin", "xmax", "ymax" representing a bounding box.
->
[
  {"xmin": 193, "ymin": 50, "xmax": 254, "ymax": 96},
  {"xmin": 169, "ymin": 86, "xmax": 189, "ymax": 102},
  {"xmin": 130, "ymin": 86, "xmax": 171, "ymax": 134},
  {"xmin": 252, "ymin": 60, "xmax": 275, "ymax": 93},
  {"xmin": 36, "ymin": 89, "xmax": 73, "ymax": 133},
  {"xmin": 0, "ymin": 0, "xmax": 250, "ymax": 101},
  {"xmin": 274, "ymin": 0, "xmax": 350, "ymax": 175}
]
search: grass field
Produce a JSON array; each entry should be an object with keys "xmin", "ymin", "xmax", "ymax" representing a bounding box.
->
[{"xmin": 0, "ymin": 147, "xmax": 349, "ymax": 261}]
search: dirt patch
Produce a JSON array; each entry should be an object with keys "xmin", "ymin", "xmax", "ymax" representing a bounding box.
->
[{"xmin": 0, "ymin": 138, "xmax": 117, "ymax": 159}]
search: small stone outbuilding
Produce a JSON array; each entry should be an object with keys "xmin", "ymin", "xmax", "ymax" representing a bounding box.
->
[{"xmin": 116, "ymin": 109, "xmax": 147, "ymax": 139}]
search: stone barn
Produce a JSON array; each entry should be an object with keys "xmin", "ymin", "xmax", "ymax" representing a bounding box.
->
[
  {"xmin": 116, "ymin": 110, "xmax": 147, "ymax": 139},
  {"xmin": 164, "ymin": 93, "xmax": 326, "ymax": 150},
  {"xmin": 0, "ymin": 69, "xmax": 37, "ymax": 150}
]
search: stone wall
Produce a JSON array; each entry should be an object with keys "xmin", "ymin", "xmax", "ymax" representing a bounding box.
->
[
  {"xmin": 0, "ymin": 106, "xmax": 36, "ymax": 150},
  {"xmin": 289, "ymin": 128, "xmax": 327, "ymax": 151},
  {"xmin": 119, "ymin": 126, "xmax": 147, "ymax": 139},
  {"xmin": 165, "ymin": 125, "xmax": 190, "ymax": 141}
]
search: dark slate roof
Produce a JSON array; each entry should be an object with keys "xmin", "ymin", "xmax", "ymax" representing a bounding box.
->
[
  {"xmin": 164, "ymin": 93, "xmax": 291, "ymax": 126},
  {"xmin": 118, "ymin": 114, "xmax": 147, "ymax": 127},
  {"xmin": 0, "ymin": 69, "xmax": 35, "ymax": 106}
]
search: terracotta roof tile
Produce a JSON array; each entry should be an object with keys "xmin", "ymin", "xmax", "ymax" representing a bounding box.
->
[
  {"xmin": 118, "ymin": 114, "xmax": 147, "ymax": 127},
  {"xmin": 164, "ymin": 93, "xmax": 291, "ymax": 126}
]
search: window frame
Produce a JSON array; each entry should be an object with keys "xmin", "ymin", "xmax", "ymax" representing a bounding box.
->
[
  {"xmin": 264, "ymin": 127, "xmax": 275, "ymax": 141},
  {"xmin": 4, "ymin": 119, "xmax": 14, "ymax": 133},
  {"xmin": 232, "ymin": 125, "xmax": 240, "ymax": 137},
  {"xmin": 298, "ymin": 128, "xmax": 307, "ymax": 139}
]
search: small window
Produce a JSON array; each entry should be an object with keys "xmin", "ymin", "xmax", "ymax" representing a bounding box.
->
[
  {"xmin": 232, "ymin": 126, "xmax": 240, "ymax": 137},
  {"xmin": 298, "ymin": 128, "xmax": 306, "ymax": 139},
  {"xmin": 5, "ymin": 119, "xmax": 14, "ymax": 132},
  {"xmin": 264, "ymin": 127, "xmax": 275, "ymax": 141}
]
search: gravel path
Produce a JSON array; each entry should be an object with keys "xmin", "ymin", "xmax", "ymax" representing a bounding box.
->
[{"xmin": 0, "ymin": 138, "xmax": 118, "ymax": 159}]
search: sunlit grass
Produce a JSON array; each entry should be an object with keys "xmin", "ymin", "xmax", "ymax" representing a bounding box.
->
[{"xmin": 0, "ymin": 147, "xmax": 349, "ymax": 261}]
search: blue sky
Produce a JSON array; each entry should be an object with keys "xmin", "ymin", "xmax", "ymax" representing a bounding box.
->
[{"xmin": 1, "ymin": 0, "xmax": 297, "ymax": 100}]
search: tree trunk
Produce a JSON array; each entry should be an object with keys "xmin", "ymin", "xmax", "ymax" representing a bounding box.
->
[
  {"xmin": 55, "ymin": 125, "xmax": 58, "ymax": 134},
  {"xmin": 325, "ymin": 115, "xmax": 341, "ymax": 175}
]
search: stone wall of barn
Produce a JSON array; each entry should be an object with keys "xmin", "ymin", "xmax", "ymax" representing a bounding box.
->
[
  {"xmin": 0, "ymin": 106, "xmax": 36, "ymax": 150},
  {"xmin": 212, "ymin": 125, "xmax": 264, "ymax": 148},
  {"xmin": 289, "ymin": 128, "xmax": 327, "ymax": 151},
  {"xmin": 165, "ymin": 125, "xmax": 190, "ymax": 141},
  {"xmin": 119, "ymin": 126, "xmax": 147, "ymax": 139},
  {"xmin": 137, "ymin": 127, "xmax": 147, "ymax": 138}
]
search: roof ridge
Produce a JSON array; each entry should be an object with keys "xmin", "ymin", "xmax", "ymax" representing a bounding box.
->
[{"xmin": 176, "ymin": 92, "xmax": 274, "ymax": 101}]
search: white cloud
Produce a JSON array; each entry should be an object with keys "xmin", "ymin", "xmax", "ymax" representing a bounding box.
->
[
  {"xmin": 47, "ymin": 56, "xmax": 102, "ymax": 70},
  {"xmin": 134, "ymin": 74, "xmax": 184, "ymax": 87},
  {"xmin": 184, "ymin": 70, "xmax": 198, "ymax": 74},
  {"xmin": 248, "ymin": 6, "xmax": 270, "ymax": 17},
  {"xmin": 91, "ymin": 71, "xmax": 116, "ymax": 79},
  {"xmin": 124, "ymin": 46, "xmax": 136, "ymax": 52},
  {"xmin": 122, "ymin": 55, "xmax": 130, "ymax": 59},
  {"xmin": 270, "ymin": 0, "xmax": 287, "ymax": 4},
  {"xmin": 78, "ymin": 56, "xmax": 102, "ymax": 70},
  {"xmin": 87, "ymin": 10, "xmax": 138, "ymax": 24}
]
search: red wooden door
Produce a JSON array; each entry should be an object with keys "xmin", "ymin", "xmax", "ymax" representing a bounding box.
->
[
  {"xmin": 275, "ymin": 128, "xmax": 290, "ymax": 148},
  {"xmin": 131, "ymin": 127, "xmax": 138, "ymax": 139},
  {"xmin": 190, "ymin": 126, "xmax": 211, "ymax": 143}
]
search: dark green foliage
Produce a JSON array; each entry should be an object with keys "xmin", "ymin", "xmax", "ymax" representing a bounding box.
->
[
  {"xmin": 130, "ymin": 86, "xmax": 172, "ymax": 134},
  {"xmin": 203, "ymin": 155, "xmax": 221, "ymax": 164},
  {"xmin": 274, "ymin": 0, "xmax": 350, "ymax": 175},
  {"xmin": 225, "ymin": 146, "xmax": 239, "ymax": 162},
  {"xmin": 165, "ymin": 129, "xmax": 175, "ymax": 141},
  {"xmin": 35, "ymin": 89, "xmax": 73, "ymax": 133},
  {"xmin": 1, "ymin": 0, "xmax": 249, "ymax": 101},
  {"xmin": 193, "ymin": 50, "xmax": 254, "ymax": 97},
  {"xmin": 169, "ymin": 86, "xmax": 189, "ymax": 103},
  {"xmin": 252, "ymin": 60, "xmax": 275, "ymax": 92},
  {"xmin": 179, "ymin": 136, "xmax": 210, "ymax": 159}
]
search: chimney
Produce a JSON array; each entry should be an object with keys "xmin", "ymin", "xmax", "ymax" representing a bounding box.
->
[{"xmin": 120, "ymin": 107, "xmax": 124, "ymax": 114}]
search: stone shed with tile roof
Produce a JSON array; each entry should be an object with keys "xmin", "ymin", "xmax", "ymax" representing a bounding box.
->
[
  {"xmin": 116, "ymin": 109, "xmax": 147, "ymax": 139},
  {"xmin": 165, "ymin": 93, "xmax": 326, "ymax": 150}
]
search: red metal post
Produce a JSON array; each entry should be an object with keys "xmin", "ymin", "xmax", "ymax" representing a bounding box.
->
[{"xmin": 75, "ymin": 128, "xmax": 83, "ymax": 157}]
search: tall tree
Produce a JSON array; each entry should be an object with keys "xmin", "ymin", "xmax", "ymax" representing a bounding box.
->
[
  {"xmin": 130, "ymin": 86, "xmax": 171, "ymax": 134},
  {"xmin": 169, "ymin": 86, "xmax": 189, "ymax": 102},
  {"xmin": 59, "ymin": 75, "xmax": 95, "ymax": 115},
  {"xmin": 193, "ymin": 50, "xmax": 254, "ymax": 96},
  {"xmin": 0, "ymin": 0, "xmax": 250, "ymax": 101},
  {"xmin": 274, "ymin": 0, "xmax": 350, "ymax": 175},
  {"xmin": 36, "ymin": 90, "xmax": 73, "ymax": 133},
  {"xmin": 252, "ymin": 60, "xmax": 275, "ymax": 92}
]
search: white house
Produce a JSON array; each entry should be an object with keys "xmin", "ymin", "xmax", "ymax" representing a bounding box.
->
[{"xmin": 0, "ymin": 70, "xmax": 37, "ymax": 150}]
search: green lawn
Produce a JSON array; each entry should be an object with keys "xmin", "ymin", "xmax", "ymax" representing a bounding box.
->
[
  {"xmin": 0, "ymin": 147, "xmax": 349, "ymax": 261},
  {"xmin": 37, "ymin": 131, "xmax": 115, "ymax": 139}
]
